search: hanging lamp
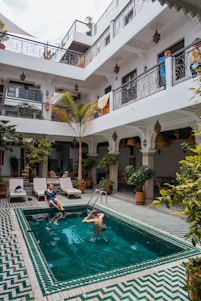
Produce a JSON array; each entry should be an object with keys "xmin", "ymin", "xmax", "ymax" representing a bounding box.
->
[
  {"xmin": 187, "ymin": 130, "xmax": 196, "ymax": 146},
  {"xmin": 119, "ymin": 139, "xmax": 127, "ymax": 149},
  {"xmin": 155, "ymin": 133, "xmax": 169, "ymax": 148}
]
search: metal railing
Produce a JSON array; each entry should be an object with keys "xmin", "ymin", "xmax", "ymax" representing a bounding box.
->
[
  {"xmin": 3, "ymin": 33, "xmax": 84, "ymax": 67},
  {"xmin": 113, "ymin": 64, "xmax": 163, "ymax": 110}
]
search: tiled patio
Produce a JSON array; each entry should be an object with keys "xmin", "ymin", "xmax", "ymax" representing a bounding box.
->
[{"xmin": 1, "ymin": 188, "xmax": 201, "ymax": 301}]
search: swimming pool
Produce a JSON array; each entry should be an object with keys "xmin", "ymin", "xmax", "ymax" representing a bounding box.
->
[{"xmin": 15, "ymin": 205, "xmax": 200, "ymax": 296}]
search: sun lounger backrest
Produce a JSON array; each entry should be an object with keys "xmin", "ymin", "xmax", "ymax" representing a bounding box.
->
[
  {"xmin": 33, "ymin": 178, "xmax": 47, "ymax": 190},
  {"xmin": 9, "ymin": 179, "xmax": 24, "ymax": 191},
  {"xmin": 59, "ymin": 177, "xmax": 73, "ymax": 189}
]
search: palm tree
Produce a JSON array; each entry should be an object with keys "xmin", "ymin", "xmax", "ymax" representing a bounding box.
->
[{"xmin": 52, "ymin": 92, "xmax": 98, "ymax": 181}]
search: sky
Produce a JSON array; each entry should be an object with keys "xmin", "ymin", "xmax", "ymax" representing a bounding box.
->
[{"xmin": 0, "ymin": 0, "xmax": 112, "ymax": 43}]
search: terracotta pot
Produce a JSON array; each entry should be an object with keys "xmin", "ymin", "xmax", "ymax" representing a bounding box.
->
[
  {"xmin": 0, "ymin": 183, "xmax": 7, "ymax": 197},
  {"xmin": 77, "ymin": 184, "xmax": 85, "ymax": 193},
  {"xmin": 0, "ymin": 43, "xmax": 5, "ymax": 50},
  {"xmin": 187, "ymin": 269, "xmax": 201, "ymax": 300},
  {"xmin": 85, "ymin": 179, "xmax": 93, "ymax": 188},
  {"xmin": 29, "ymin": 172, "xmax": 36, "ymax": 183},
  {"xmin": 13, "ymin": 170, "xmax": 19, "ymax": 177},
  {"xmin": 135, "ymin": 191, "xmax": 145, "ymax": 205},
  {"xmin": 104, "ymin": 184, "xmax": 112, "ymax": 195}
]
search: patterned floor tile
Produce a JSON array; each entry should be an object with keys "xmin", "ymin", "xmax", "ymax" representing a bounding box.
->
[{"xmin": 0, "ymin": 191, "xmax": 200, "ymax": 301}]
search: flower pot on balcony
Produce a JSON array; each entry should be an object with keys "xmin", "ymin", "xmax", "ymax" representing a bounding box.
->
[{"xmin": 0, "ymin": 43, "xmax": 5, "ymax": 50}]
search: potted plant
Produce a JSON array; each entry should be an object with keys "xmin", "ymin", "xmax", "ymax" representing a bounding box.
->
[
  {"xmin": 0, "ymin": 120, "xmax": 20, "ymax": 196},
  {"xmin": 82, "ymin": 155, "xmax": 96, "ymax": 188},
  {"xmin": 152, "ymin": 128, "xmax": 201, "ymax": 300},
  {"xmin": 98, "ymin": 177, "xmax": 114, "ymax": 195},
  {"xmin": 24, "ymin": 138, "xmax": 53, "ymax": 182},
  {"xmin": 97, "ymin": 153, "xmax": 118, "ymax": 194},
  {"xmin": 0, "ymin": 20, "xmax": 8, "ymax": 49},
  {"xmin": 43, "ymin": 49, "xmax": 54, "ymax": 60},
  {"xmin": 125, "ymin": 165, "xmax": 155, "ymax": 205},
  {"xmin": 10, "ymin": 156, "xmax": 19, "ymax": 177},
  {"xmin": 73, "ymin": 179, "xmax": 86, "ymax": 193},
  {"xmin": 97, "ymin": 153, "xmax": 118, "ymax": 175}
]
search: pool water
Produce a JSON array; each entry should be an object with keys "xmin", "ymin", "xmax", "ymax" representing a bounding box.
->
[{"xmin": 27, "ymin": 210, "xmax": 182, "ymax": 282}]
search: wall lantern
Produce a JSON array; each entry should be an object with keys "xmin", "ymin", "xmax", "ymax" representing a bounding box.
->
[
  {"xmin": 154, "ymin": 119, "xmax": 161, "ymax": 134},
  {"xmin": 114, "ymin": 63, "xmax": 120, "ymax": 74},
  {"xmin": 74, "ymin": 82, "xmax": 79, "ymax": 92},
  {"xmin": 187, "ymin": 130, "xmax": 196, "ymax": 146},
  {"xmin": 112, "ymin": 130, "xmax": 118, "ymax": 142},
  {"xmin": 20, "ymin": 72, "xmax": 26, "ymax": 81}
]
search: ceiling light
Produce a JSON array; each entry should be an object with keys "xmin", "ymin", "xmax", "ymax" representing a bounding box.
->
[{"xmin": 153, "ymin": 29, "xmax": 160, "ymax": 44}]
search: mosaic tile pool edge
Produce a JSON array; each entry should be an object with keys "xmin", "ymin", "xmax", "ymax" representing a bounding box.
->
[{"xmin": 15, "ymin": 205, "xmax": 201, "ymax": 296}]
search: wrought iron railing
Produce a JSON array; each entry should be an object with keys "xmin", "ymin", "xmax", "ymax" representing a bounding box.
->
[
  {"xmin": 4, "ymin": 33, "xmax": 84, "ymax": 67},
  {"xmin": 171, "ymin": 42, "xmax": 197, "ymax": 85},
  {"xmin": 113, "ymin": 64, "xmax": 163, "ymax": 110}
]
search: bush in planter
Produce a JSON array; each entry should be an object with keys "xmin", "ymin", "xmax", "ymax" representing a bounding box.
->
[
  {"xmin": 82, "ymin": 155, "xmax": 96, "ymax": 188},
  {"xmin": 98, "ymin": 177, "xmax": 114, "ymax": 194},
  {"xmin": 152, "ymin": 127, "xmax": 201, "ymax": 300},
  {"xmin": 125, "ymin": 165, "xmax": 155, "ymax": 192},
  {"xmin": 125, "ymin": 165, "xmax": 155, "ymax": 205},
  {"xmin": 10, "ymin": 156, "xmax": 19, "ymax": 177},
  {"xmin": 0, "ymin": 20, "xmax": 8, "ymax": 48},
  {"xmin": 0, "ymin": 120, "xmax": 20, "ymax": 196},
  {"xmin": 73, "ymin": 179, "xmax": 86, "ymax": 193},
  {"xmin": 24, "ymin": 138, "xmax": 53, "ymax": 181}
]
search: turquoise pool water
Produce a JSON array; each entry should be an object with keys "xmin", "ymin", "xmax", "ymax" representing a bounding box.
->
[
  {"xmin": 15, "ymin": 205, "xmax": 200, "ymax": 295},
  {"xmin": 27, "ymin": 209, "xmax": 181, "ymax": 281}
]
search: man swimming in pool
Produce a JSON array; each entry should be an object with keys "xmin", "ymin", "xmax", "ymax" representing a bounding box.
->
[
  {"xmin": 44, "ymin": 183, "xmax": 64, "ymax": 211},
  {"xmin": 82, "ymin": 209, "xmax": 107, "ymax": 239}
]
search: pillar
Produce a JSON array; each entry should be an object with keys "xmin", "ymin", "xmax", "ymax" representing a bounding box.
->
[{"xmin": 141, "ymin": 151, "xmax": 155, "ymax": 203}]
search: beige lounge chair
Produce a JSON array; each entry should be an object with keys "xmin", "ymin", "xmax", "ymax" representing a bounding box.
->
[
  {"xmin": 33, "ymin": 178, "xmax": 47, "ymax": 200},
  {"xmin": 59, "ymin": 177, "xmax": 82, "ymax": 198},
  {"xmin": 9, "ymin": 178, "xmax": 27, "ymax": 201}
]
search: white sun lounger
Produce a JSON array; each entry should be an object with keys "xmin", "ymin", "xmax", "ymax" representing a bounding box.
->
[
  {"xmin": 9, "ymin": 178, "xmax": 27, "ymax": 201},
  {"xmin": 33, "ymin": 178, "xmax": 47, "ymax": 200},
  {"xmin": 59, "ymin": 177, "xmax": 82, "ymax": 198}
]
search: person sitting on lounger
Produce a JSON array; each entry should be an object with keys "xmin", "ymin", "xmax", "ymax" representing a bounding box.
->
[{"xmin": 44, "ymin": 183, "xmax": 64, "ymax": 211}]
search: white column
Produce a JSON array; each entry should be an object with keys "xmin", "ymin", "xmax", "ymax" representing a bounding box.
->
[{"xmin": 142, "ymin": 151, "xmax": 155, "ymax": 203}]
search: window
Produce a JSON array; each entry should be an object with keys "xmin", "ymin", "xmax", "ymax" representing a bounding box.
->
[
  {"xmin": 105, "ymin": 85, "xmax": 111, "ymax": 94},
  {"xmin": 125, "ymin": 9, "xmax": 133, "ymax": 25},
  {"xmin": 122, "ymin": 70, "xmax": 137, "ymax": 104},
  {"xmin": 7, "ymin": 85, "xmax": 42, "ymax": 102},
  {"xmin": 105, "ymin": 35, "xmax": 110, "ymax": 46},
  {"xmin": 7, "ymin": 86, "xmax": 16, "ymax": 97}
]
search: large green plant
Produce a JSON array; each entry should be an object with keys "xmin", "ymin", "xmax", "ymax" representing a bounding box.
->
[
  {"xmin": 52, "ymin": 92, "xmax": 97, "ymax": 181},
  {"xmin": 0, "ymin": 120, "xmax": 19, "ymax": 180},
  {"xmin": 0, "ymin": 20, "xmax": 8, "ymax": 44},
  {"xmin": 97, "ymin": 153, "xmax": 118, "ymax": 170},
  {"xmin": 82, "ymin": 155, "xmax": 96, "ymax": 178},
  {"xmin": 125, "ymin": 165, "xmax": 155, "ymax": 192},
  {"xmin": 152, "ymin": 128, "xmax": 201, "ymax": 300},
  {"xmin": 25, "ymin": 138, "xmax": 53, "ymax": 173}
]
